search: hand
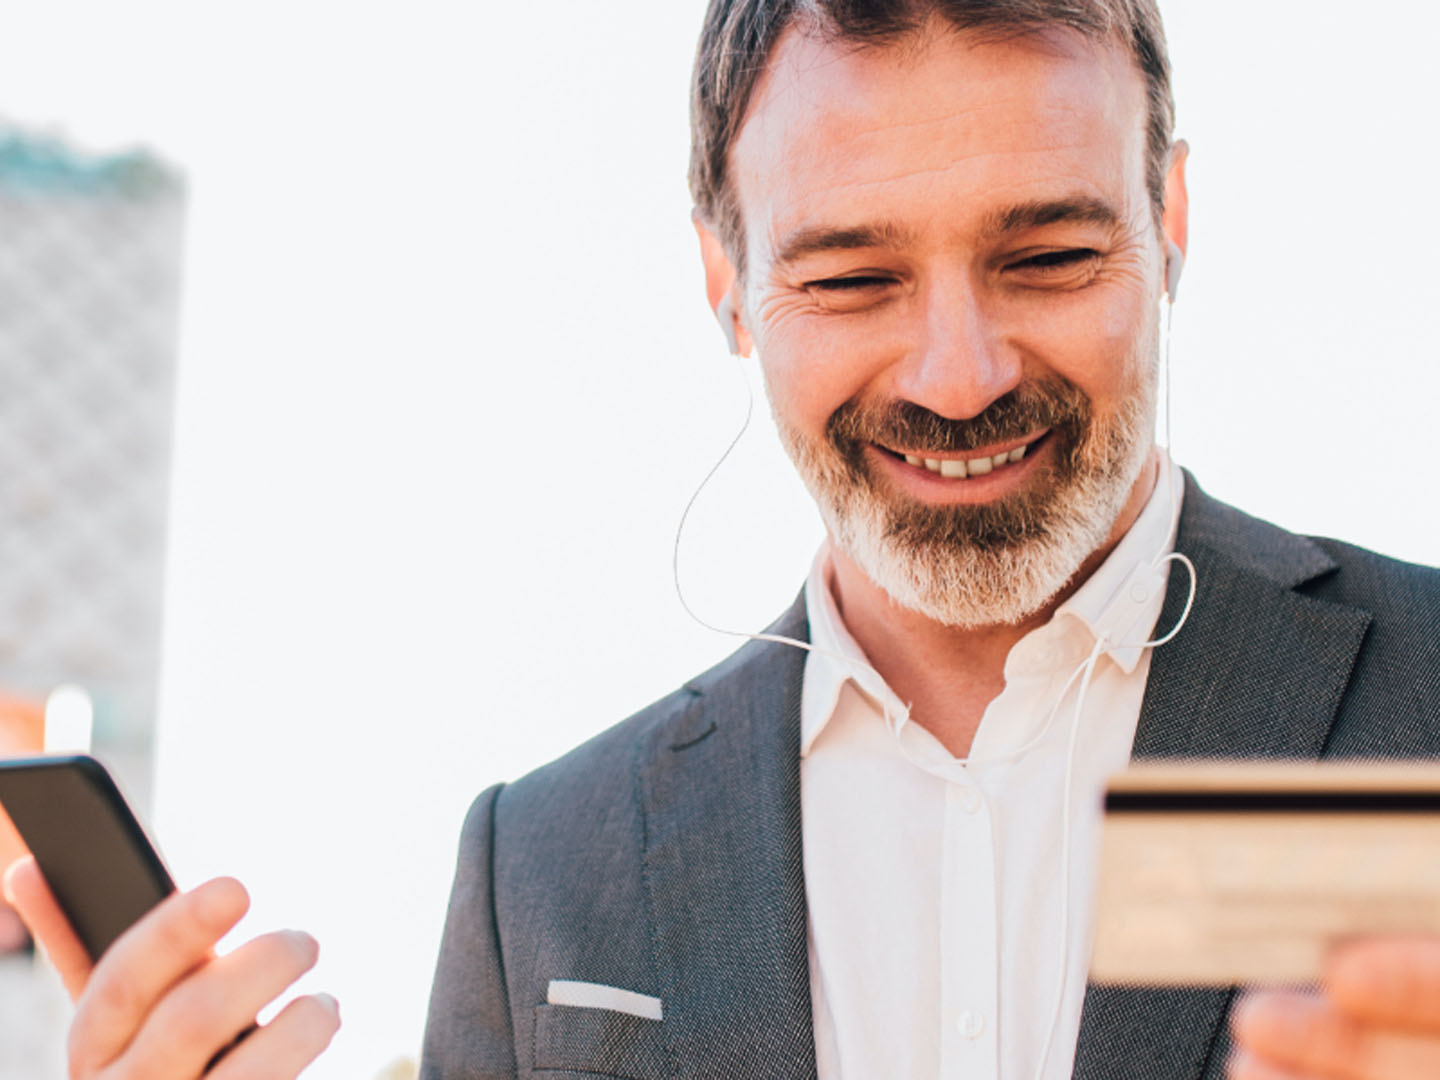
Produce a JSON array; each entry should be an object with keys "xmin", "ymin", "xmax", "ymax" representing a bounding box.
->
[
  {"xmin": 2, "ymin": 855, "xmax": 340, "ymax": 1078},
  {"xmin": 1229, "ymin": 937, "xmax": 1440, "ymax": 1079}
]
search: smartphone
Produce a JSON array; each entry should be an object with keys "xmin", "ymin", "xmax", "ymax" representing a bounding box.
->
[{"xmin": 0, "ymin": 754, "xmax": 175, "ymax": 962}]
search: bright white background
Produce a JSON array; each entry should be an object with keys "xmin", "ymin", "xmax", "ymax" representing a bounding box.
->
[{"xmin": 1, "ymin": 1, "xmax": 1436, "ymax": 1075}]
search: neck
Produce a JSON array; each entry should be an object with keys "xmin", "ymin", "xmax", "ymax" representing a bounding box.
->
[{"xmin": 827, "ymin": 449, "xmax": 1161, "ymax": 757}]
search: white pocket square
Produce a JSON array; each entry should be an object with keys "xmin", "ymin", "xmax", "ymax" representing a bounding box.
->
[{"xmin": 546, "ymin": 979, "xmax": 664, "ymax": 1021}]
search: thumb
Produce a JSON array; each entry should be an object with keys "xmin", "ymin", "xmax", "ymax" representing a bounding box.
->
[{"xmin": 4, "ymin": 855, "xmax": 93, "ymax": 1001}]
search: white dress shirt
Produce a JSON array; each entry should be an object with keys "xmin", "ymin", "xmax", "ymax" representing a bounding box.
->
[{"xmin": 802, "ymin": 460, "xmax": 1184, "ymax": 1080}]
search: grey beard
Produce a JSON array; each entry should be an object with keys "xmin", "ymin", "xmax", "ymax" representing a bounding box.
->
[{"xmin": 776, "ymin": 371, "xmax": 1157, "ymax": 629}]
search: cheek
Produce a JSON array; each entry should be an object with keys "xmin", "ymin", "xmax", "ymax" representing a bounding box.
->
[
  {"xmin": 755, "ymin": 312, "xmax": 893, "ymax": 436},
  {"xmin": 1007, "ymin": 283, "xmax": 1156, "ymax": 397},
  {"xmin": 759, "ymin": 347, "xmax": 843, "ymax": 438}
]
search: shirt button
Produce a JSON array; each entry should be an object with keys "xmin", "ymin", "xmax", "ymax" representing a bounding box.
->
[
  {"xmin": 949, "ymin": 785, "xmax": 983, "ymax": 814},
  {"xmin": 957, "ymin": 1009, "xmax": 985, "ymax": 1039},
  {"xmin": 1129, "ymin": 581, "xmax": 1151, "ymax": 603}
]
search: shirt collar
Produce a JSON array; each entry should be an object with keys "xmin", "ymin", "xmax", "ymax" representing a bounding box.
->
[
  {"xmin": 800, "ymin": 544, "xmax": 910, "ymax": 757},
  {"xmin": 1051, "ymin": 454, "xmax": 1183, "ymax": 673},
  {"xmin": 800, "ymin": 454, "xmax": 1184, "ymax": 756}
]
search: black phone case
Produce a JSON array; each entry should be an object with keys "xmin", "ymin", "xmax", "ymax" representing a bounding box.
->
[{"xmin": 0, "ymin": 754, "xmax": 175, "ymax": 961}]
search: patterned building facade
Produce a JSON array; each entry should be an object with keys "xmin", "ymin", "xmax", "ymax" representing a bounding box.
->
[{"xmin": 0, "ymin": 126, "xmax": 184, "ymax": 1077}]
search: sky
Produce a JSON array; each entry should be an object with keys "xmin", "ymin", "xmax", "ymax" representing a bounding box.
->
[{"xmin": 0, "ymin": 1, "xmax": 1436, "ymax": 1076}]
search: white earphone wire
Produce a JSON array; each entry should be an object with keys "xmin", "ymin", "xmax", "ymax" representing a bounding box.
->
[
  {"xmin": 670, "ymin": 351, "xmax": 891, "ymax": 696},
  {"xmin": 1030, "ymin": 285, "xmax": 1195, "ymax": 1080}
]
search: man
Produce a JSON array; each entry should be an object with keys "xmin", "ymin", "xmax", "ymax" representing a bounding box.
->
[{"xmin": 7, "ymin": 1, "xmax": 1440, "ymax": 1078}]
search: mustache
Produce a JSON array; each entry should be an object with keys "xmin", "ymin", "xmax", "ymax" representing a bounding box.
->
[{"xmin": 826, "ymin": 380, "xmax": 1091, "ymax": 457}]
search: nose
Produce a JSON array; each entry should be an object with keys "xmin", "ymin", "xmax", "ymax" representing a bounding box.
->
[{"xmin": 890, "ymin": 269, "xmax": 1021, "ymax": 420}]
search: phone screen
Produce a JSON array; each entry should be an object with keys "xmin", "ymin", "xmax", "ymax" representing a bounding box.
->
[{"xmin": 0, "ymin": 755, "xmax": 175, "ymax": 961}]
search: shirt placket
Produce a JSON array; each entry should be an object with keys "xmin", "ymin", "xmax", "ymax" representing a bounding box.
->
[{"xmin": 939, "ymin": 771, "xmax": 999, "ymax": 1079}]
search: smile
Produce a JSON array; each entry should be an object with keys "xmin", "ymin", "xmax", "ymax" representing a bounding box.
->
[{"xmin": 889, "ymin": 432, "xmax": 1047, "ymax": 479}]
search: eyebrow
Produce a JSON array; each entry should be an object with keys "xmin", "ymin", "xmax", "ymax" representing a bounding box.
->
[
  {"xmin": 771, "ymin": 221, "xmax": 914, "ymax": 270},
  {"xmin": 980, "ymin": 196, "xmax": 1123, "ymax": 238},
  {"xmin": 770, "ymin": 195, "xmax": 1124, "ymax": 269}
]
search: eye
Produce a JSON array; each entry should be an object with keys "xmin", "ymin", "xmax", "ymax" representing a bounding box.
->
[
  {"xmin": 805, "ymin": 274, "xmax": 896, "ymax": 291},
  {"xmin": 1013, "ymin": 249, "xmax": 1099, "ymax": 271},
  {"xmin": 800, "ymin": 273, "xmax": 901, "ymax": 312},
  {"xmin": 1005, "ymin": 248, "xmax": 1102, "ymax": 289}
]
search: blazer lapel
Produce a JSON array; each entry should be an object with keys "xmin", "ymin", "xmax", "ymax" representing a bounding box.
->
[
  {"xmin": 1072, "ymin": 476, "xmax": 1373, "ymax": 1079},
  {"xmin": 635, "ymin": 598, "xmax": 817, "ymax": 1080}
]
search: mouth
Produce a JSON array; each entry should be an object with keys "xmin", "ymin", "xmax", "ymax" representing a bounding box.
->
[{"xmin": 878, "ymin": 429, "xmax": 1051, "ymax": 480}]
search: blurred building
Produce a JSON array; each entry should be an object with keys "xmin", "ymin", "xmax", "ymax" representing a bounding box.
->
[
  {"xmin": 0, "ymin": 125, "xmax": 184, "ymax": 1077},
  {"xmin": 0, "ymin": 127, "xmax": 183, "ymax": 779}
]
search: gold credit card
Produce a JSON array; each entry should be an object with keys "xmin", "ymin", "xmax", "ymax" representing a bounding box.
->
[{"xmin": 1089, "ymin": 762, "xmax": 1440, "ymax": 985}]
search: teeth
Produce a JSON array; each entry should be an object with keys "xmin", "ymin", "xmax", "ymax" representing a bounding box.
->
[
  {"xmin": 903, "ymin": 440, "xmax": 1035, "ymax": 478},
  {"xmin": 939, "ymin": 459, "xmax": 967, "ymax": 478}
]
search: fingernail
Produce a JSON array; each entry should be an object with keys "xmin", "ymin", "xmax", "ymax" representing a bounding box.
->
[
  {"xmin": 284, "ymin": 929, "xmax": 319, "ymax": 961},
  {"xmin": 1233, "ymin": 993, "xmax": 1305, "ymax": 1046},
  {"xmin": 316, "ymin": 992, "xmax": 340, "ymax": 1018},
  {"xmin": 194, "ymin": 878, "xmax": 247, "ymax": 925},
  {"xmin": 1227, "ymin": 1049, "xmax": 1258, "ymax": 1079},
  {"xmin": 1231, "ymin": 994, "xmax": 1273, "ymax": 1037},
  {"xmin": 1, "ymin": 856, "xmax": 34, "ymax": 903}
]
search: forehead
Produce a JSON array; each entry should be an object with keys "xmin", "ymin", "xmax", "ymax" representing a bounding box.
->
[{"xmin": 730, "ymin": 24, "xmax": 1152, "ymax": 263}]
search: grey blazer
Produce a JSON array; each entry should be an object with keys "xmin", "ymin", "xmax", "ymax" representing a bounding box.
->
[{"xmin": 420, "ymin": 476, "xmax": 1440, "ymax": 1079}]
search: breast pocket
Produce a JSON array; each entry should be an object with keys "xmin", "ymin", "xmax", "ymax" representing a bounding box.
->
[{"xmin": 532, "ymin": 1004, "xmax": 669, "ymax": 1080}]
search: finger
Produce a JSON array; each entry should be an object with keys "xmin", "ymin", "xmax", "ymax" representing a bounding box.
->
[
  {"xmin": 1233, "ymin": 990, "xmax": 1440, "ymax": 1080},
  {"xmin": 1232, "ymin": 992, "xmax": 1356, "ymax": 1079},
  {"xmin": 1327, "ymin": 938, "xmax": 1440, "ymax": 1031},
  {"xmin": 3, "ymin": 855, "xmax": 93, "ymax": 1000},
  {"xmin": 207, "ymin": 993, "xmax": 341, "ymax": 1080},
  {"xmin": 68, "ymin": 876, "xmax": 248, "ymax": 1074},
  {"xmin": 1227, "ymin": 1049, "xmax": 1310, "ymax": 1080},
  {"xmin": 115, "ymin": 928, "xmax": 321, "ymax": 1079}
]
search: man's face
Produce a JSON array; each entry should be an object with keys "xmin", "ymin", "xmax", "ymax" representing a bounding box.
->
[{"xmin": 726, "ymin": 23, "xmax": 1173, "ymax": 627}]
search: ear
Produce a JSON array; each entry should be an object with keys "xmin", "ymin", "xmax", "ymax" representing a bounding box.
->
[
  {"xmin": 1161, "ymin": 138, "xmax": 1189, "ymax": 259},
  {"xmin": 692, "ymin": 210, "xmax": 753, "ymax": 356}
]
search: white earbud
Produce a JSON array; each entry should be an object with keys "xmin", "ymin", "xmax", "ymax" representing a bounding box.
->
[
  {"xmin": 716, "ymin": 294, "xmax": 740, "ymax": 355},
  {"xmin": 1164, "ymin": 239, "xmax": 1184, "ymax": 302}
]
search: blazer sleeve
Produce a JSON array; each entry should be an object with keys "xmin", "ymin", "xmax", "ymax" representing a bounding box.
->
[{"xmin": 419, "ymin": 783, "xmax": 518, "ymax": 1079}]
